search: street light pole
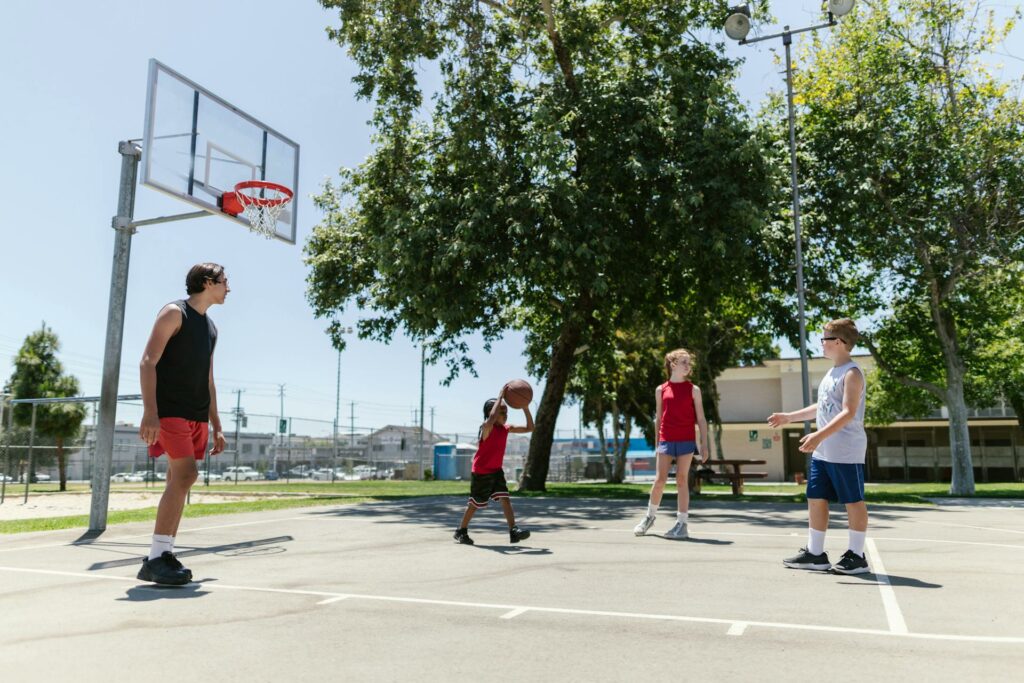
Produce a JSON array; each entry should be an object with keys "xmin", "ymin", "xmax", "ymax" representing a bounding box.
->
[{"xmin": 725, "ymin": 3, "xmax": 857, "ymax": 439}]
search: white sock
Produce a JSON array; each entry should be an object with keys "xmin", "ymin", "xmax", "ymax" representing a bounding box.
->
[
  {"xmin": 807, "ymin": 528, "xmax": 826, "ymax": 556},
  {"xmin": 647, "ymin": 503, "xmax": 657, "ymax": 517},
  {"xmin": 677, "ymin": 511, "xmax": 689, "ymax": 524},
  {"xmin": 149, "ymin": 534, "xmax": 174, "ymax": 561},
  {"xmin": 848, "ymin": 530, "xmax": 866, "ymax": 556}
]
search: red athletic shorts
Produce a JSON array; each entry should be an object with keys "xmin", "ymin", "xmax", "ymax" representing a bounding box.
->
[{"xmin": 148, "ymin": 417, "xmax": 209, "ymax": 460}]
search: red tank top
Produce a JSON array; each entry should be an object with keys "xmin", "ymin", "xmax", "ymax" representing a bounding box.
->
[
  {"xmin": 658, "ymin": 381, "xmax": 696, "ymax": 442},
  {"xmin": 472, "ymin": 423, "xmax": 509, "ymax": 474}
]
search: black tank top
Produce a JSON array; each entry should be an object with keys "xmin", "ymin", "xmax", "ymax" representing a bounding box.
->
[{"xmin": 155, "ymin": 300, "xmax": 218, "ymax": 421}]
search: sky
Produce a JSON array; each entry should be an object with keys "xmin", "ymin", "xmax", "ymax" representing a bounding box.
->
[{"xmin": 1, "ymin": 1, "xmax": 1021, "ymax": 441}]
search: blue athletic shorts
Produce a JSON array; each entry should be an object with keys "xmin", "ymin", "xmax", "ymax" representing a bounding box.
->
[
  {"xmin": 806, "ymin": 457, "xmax": 865, "ymax": 504},
  {"xmin": 657, "ymin": 441, "xmax": 697, "ymax": 457}
]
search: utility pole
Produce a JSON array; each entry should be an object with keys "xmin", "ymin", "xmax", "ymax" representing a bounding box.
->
[
  {"xmin": 430, "ymin": 406, "xmax": 435, "ymax": 437},
  {"xmin": 350, "ymin": 402, "xmax": 355, "ymax": 448},
  {"xmin": 419, "ymin": 343, "xmax": 426, "ymax": 480},
  {"xmin": 278, "ymin": 384, "xmax": 285, "ymax": 479},
  {"xmin": 334, "ymin": 347, "xmax": 340, "ymax": 482},
  {"xmin": 231, "ymin": 389, "xmax": 244, "ymax": 484}
]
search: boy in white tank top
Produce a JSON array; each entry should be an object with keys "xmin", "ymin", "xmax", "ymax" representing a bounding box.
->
[{"xmin": 767, "ymin": 318, "xmax": 871, "ymax": 575}]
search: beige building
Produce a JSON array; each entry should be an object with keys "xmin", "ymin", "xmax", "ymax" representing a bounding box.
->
[{"xmin": 715, "ymin": 355, "xmax": 1023, "ymax": 483}]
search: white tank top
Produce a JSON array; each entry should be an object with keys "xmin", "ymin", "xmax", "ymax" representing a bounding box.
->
[{"xmin": 813, "ymin": 361, "xmax": 866, "ymax": 464}]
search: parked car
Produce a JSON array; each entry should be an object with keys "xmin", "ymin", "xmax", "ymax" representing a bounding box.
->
[
  {"xmin": 197, "ymin": 471, "xmax": 223, "ymax": 482},
  {"xmin": 20, "ymin": 472, "xmax": 52, "ymax": 483},
  {"xmin": 140, "ymin": 471, "xmax": 166, "ymax": 482},
  {"xmin": 264, "ymin": 470, "xmax": 280, "ymax": 481},
  {"xmin": 111, "ymin": 472, "xmax": 143, "ymax": 483},
  {"xmin": 286, "ymin": 466, "xmax": 313, "ymax": 478},
  {"xmin": 310, "ymin": 468, "xmax": 345, "ymax": 481},
  {"xmin": 223, "ymin": 466, "xmax": 262, "ymax": 481},
  {"xmin": 0, "ymin": 473, "xmax": 14, "ymax": 483}
]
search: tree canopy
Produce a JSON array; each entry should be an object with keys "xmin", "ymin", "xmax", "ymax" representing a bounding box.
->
[
  {"xmin": 307, "ymin": 0, "xmax": 780, "ymax": 489},
  {"xmin": 793, "ymin": 0, "xmax": 1024, "ymax": 494}
]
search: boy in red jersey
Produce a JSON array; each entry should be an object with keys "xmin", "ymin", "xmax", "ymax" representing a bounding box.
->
[
  {"xmin": 633, "ymin": 348, "xmax": 710, "ymax": 539},
  {"xmin": 454, "ymin": 384, "xmax": 534, "ymax": 545}
]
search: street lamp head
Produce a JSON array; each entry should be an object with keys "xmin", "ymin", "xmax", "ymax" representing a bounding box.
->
[
  {"xmin": 828, "ymin": 0, "xmax": 856, "ymax": 18},
  {"xmin": 724, "ymin": 4, "xmax": 751, "ymax": 41}
]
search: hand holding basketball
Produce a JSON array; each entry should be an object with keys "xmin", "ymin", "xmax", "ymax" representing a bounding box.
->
[{"xmin": 504, "ymin": 379, "xmax": 533, "ymax": 409}]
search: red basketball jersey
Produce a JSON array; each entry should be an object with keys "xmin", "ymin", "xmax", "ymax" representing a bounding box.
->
[
  {"xmin": 472, "ymin": 423, "xmax": 510, "ymax": 474},
  {"xmin": 658, "ymin": 381, "xmax": 696, "ymax": 442}
]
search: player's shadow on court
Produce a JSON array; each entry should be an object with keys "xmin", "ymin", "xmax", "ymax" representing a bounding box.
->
[
  {"xmin": 652, "ymin": 536, "xmax": 733, "ymax": 545},
  {"xmin": 469, "ymin": 544, "xmax": 553, "ymax": 555},
  {"xmin": 835, "ymin": 573, "xmax": 942, "ymax": 589},
  {"xmin": 86, "ymin": 536, "xmax": 294, "ymax": 571},
  {"xmin": 117, "ymin": 580, "xmax": 216, "ymax": 602}
]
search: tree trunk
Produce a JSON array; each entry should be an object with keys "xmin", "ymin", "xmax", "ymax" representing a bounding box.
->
[
  {"xmin": 57, "ymin": 435, "xmax": 66, "ymax": 492},
  {"xmin": 519, "ymin": 319, "xmax": 583, "ymax": 492},
  {"xmin": 929, "ymin": 283, "xmax": 975, "ymax": 495},
  {"xmin": 701, "ymin": 366, "xmax": 726, "ymax": 461},
  {"xmin": 612, "ymin": 415, "xmax": 631, "ymax": 483},
  {"xmin": 596, "ymin": 406, "xmax": 610, "ymax": 480},
  {"xmin": 945, "ymin": 376, "xmax": 975, "ymax": 495},
  {"xmin": 608, "ymin": 400, "xmax": 622, "ymax": 484}
]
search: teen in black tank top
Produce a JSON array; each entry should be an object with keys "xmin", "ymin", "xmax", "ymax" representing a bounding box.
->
[{"xmin": 155, "ymin": 300, "xmax": 218, "ymax": 422}]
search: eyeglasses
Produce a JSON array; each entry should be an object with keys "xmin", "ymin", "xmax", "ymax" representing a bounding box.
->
[{"xmin": 822, "ymin": 336, "xmax": 839, "ymax": 342}]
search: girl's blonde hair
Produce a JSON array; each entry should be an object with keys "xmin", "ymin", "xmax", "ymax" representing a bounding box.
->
[{"xmin": 664, "ymin": 348, "xmax": 694, "ymax": 379}]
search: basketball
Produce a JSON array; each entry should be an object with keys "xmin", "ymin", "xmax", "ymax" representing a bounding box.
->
[{"xmin": 504, "ymin": 379, "xmax": 533, "ymax": 409}]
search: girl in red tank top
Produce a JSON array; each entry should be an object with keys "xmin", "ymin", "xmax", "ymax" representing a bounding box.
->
[{"xmin": 633, "ymin": 348, "xmax": 710, "ymax": 540}]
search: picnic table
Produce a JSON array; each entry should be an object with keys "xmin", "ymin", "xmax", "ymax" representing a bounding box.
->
[{"xmin": 690, "ymin": 459, "xmax": 768, "ymax": 495}]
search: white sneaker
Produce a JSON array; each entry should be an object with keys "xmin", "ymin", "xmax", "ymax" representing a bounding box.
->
[
  {"xmin": 633, "ymin": 514, "xmax": 656, "ymax": 536},
  {"xmin": 664, "ymin": 521, "xmax": 688, "ymax": 540}
]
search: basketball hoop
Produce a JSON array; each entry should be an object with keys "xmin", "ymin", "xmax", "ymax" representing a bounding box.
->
[{"xmin": 220, "ymin": 180, "xmax": 293, "ymax": 238}]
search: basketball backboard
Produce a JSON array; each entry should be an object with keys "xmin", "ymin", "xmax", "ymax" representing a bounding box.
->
[{"xmin": 140, "ymin": 59, "xmax": 300, "ymax": 243}]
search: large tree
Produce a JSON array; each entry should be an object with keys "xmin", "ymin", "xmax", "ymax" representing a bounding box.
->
[
  {"xmin": 307, "ymin": 0, "xmax": 777, "ymax": 489},
  {"xmin": 4, "ymin": 325, "xmax": 86, "ymax": 491},
  {"xmin": 793, "ymin": 0, "xmax": 1024, "ymax": 494}
]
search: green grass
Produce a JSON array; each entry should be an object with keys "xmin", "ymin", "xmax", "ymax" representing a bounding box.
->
[
  {"xmin": 3, "ymin": 480, "xmax": 1022, "ymax": 535},
  {"xmin": 0, "ymin": 495, "xmax": 365, "ymax": 534}
]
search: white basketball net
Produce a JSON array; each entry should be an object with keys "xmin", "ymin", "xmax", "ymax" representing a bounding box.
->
[{"xmin": 235, "ymin": 184, "xmax": 293, "ymax": 239}]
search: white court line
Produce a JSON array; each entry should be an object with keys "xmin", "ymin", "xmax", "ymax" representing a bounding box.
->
[
  {"xmin": 917, "ymin": 521, "xmax": 1024, "ymax": 536},
  {"xmin": 1, "ymin": 565, "xmax": 1022, "ymax": 645},
  {"xmin": 317, "ymin": 595, "xmax": 351, "ymax": 605},
  {"xmin": 501, "ymin": 607, "xmax": 529, "ymax": 619},
  {"xmin": 865, "ymin": 538, "xmax": 908, "ymax": 634},
  {"xmin": 727, "ymin": 622, "xmax": 748, "ymax": 636}
]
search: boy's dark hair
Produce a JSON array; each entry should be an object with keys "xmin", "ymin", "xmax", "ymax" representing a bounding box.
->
[
  {"xmin": 185, "ymin": 263, "xmax": 225, "ymax": 295},
  {"xmin": 483, "ymin": 399, "xmax": 497, "ymax": 419}
]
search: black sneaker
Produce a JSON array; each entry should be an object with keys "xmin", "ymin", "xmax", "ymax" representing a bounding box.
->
[
  {"xmin": 782, "ymin": 547, "xmax": 831, "ymax": 571},
  {"xmin": 509, "ymin": 525, "xmax": 531, "ymax": 543},
  {"xmin": 165, "ymin": 552, "xmax": 193, "ymax": 581},
  {"xmin": 137, "ymin": 551, "xmax": 191, "ymax": 585},
  {"xmin": 454, "ymin": 528, "xmax": 474, "ymax": 545},
  {"xmin": 831, "ymin": 549, "xmax": 870, "ymax": 575}
]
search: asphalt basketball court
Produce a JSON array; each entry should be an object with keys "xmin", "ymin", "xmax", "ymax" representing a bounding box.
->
[{"xmin": 0, "ymin": 495, "xmax": 1021, "ymax": 680}]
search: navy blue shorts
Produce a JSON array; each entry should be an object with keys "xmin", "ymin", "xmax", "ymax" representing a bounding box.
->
[
  {"xmin": 807, "ymin": 458, "xmax": 865, "ymax": 504},
  {"xmin": 657, "ymin": 441, "xmax": 697, "ymax": 457}
]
